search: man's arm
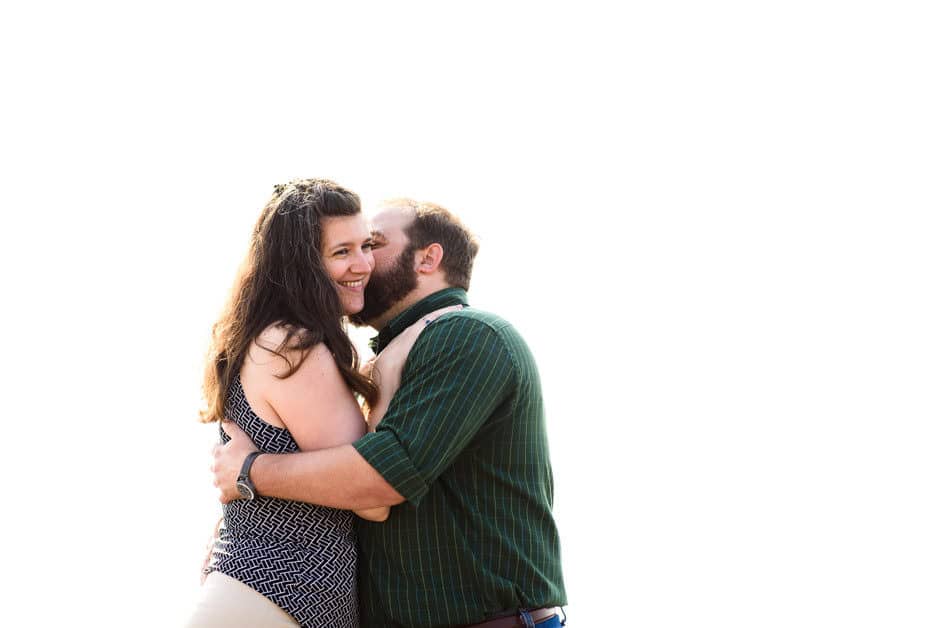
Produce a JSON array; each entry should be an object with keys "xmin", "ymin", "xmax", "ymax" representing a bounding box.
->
[
  {"xmin": 352, "ymin": 316, "xmax": 514, "ymax": 506},
  {"xmin": 212, "ymin": 315, "xmax": 511, "ymax": 508},
  {"xmin": 212, "ymin": 420, "xmax": 405, "ymax": 507}
]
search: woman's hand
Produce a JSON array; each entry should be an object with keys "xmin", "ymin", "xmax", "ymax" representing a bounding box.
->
[{"xmin": 367, "ymin": 304, "xmax": 464, "ymax": 428}]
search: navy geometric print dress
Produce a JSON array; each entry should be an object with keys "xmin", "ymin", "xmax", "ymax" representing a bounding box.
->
[{"xmin": 207, "ymin": 377, "xmax": 358, "ymax": 627}]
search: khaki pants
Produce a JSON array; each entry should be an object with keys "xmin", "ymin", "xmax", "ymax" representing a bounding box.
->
[{"xmin": 184, "ymin": 572, "xmax": 300, "ymax": 628}]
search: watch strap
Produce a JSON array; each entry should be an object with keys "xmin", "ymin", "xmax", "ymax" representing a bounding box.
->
[{"xmin": 237, "ymin": 451, "xmax": 265, "ymax": 491}]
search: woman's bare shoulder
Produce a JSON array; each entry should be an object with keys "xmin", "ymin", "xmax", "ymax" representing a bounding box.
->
[
  {"xmin": 248, "ymin": 324, "xmax": 329, "ymax": 373},
  {"xmin": 254, "ymin": 323, "xmax": 299, "ymax": 350},
  {"xmin": 251, "ymin": 330, "xmax": 361, "ymax": 450}
]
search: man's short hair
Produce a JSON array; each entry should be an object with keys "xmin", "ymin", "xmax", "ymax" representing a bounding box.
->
[{"xmin": 384, "ymin": 198, "xmax": 480, "ymax": 291}]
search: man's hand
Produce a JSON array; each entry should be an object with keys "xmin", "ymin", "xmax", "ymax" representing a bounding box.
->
[{"xmin": 211, "ymin": 420, "xmax": 258, "ymax": 504}]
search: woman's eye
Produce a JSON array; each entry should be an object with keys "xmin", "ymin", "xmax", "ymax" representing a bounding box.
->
[
  {"xmin": 334, "ymin": 248, "xmax": 349, "ymax": 256},
  {"xmin": 363, "ymin": 241, "xmax": 374, "ymax": 252}
]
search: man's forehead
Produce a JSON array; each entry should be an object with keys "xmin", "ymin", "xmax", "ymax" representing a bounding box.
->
[{"xmin": 369, "ymin": 205, "xmax": 415, "ymax": 236}]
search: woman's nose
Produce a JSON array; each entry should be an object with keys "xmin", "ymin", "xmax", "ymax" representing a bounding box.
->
[{"xmin": 351, "ymin": 249, "xmax": 373, "ymax": 274}]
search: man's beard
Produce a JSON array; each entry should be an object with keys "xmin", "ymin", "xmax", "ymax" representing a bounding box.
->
[{"xmin": 350, "ymin": 247, "xmax": 418, "ymax": 327}]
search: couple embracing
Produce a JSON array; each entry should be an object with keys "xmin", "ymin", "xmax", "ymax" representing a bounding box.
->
[{"xmin": 188, "ymin": 179, "xmax": 567, "ymax": 628}]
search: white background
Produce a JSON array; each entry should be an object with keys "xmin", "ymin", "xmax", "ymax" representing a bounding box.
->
[{"xmin": 1, "ymin": 2, "xmax": 938, "ymax": 626}]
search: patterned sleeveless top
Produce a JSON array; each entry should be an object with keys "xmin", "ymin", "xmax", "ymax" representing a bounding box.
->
[{"xmin": 208, "ymin": 377, "xmax": 358, "ymax": 627}]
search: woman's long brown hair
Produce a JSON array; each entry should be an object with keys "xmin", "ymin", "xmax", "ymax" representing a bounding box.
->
[{"xmin": 200, "ymin": 178, "xmax": 378, "ymax": 423}]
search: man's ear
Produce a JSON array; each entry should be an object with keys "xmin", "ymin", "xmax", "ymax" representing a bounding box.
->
[{"xmin": 415, "ymin": 243, "xmax": 444, "ymax": 275}]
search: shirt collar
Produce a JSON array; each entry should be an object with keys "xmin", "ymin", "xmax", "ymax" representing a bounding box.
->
[{"xmin": 370, "ymin": 287, "xmax": 469, "ymax": 353}]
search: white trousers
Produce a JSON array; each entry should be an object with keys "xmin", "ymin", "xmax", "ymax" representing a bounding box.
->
[{"xmin": 184, "ymin": 571, "xmax": 300, "ymax": 628}]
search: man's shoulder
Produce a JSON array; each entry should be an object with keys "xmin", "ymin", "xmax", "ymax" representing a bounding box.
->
[
  {"xmin": 425, "ymin": 307, "xmax": 532, "ymax": 360},
  {"xmin": 440, "ymin": 307, "xmax": 515, "ymax": 336}
]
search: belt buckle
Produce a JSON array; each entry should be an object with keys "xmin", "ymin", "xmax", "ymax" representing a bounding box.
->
[{"xmin": 519, "ymin": 609, "xmax": 537, "ymax": 628}]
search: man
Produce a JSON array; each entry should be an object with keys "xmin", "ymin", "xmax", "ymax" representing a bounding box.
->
[{"xmin": 212, "ymin": 199, "xmax": 567, "ymax": 627}]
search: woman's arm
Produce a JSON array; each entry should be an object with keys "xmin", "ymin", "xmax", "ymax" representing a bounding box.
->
[
  {"xmin": 244, "ymin": 328, "xmax": 389, "ymax": 521},
  {"xmin": 367, "ymin": 305, "xmax": 465, "ymax": 429}
]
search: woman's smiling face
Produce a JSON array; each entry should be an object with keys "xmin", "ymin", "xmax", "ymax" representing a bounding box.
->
[{"xmin": 320, "ymin": 214, "xmax": 375, "ymax": 315}]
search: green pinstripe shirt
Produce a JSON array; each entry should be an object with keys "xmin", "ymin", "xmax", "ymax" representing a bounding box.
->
[{"xmin": 353, "ymin": 288, "xmax": 566, "ymax": 628}]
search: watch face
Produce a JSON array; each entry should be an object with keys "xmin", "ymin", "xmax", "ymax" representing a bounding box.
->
[{"xmin": 236, "ymin": 481, "xmax": 255, "ymax": 500}]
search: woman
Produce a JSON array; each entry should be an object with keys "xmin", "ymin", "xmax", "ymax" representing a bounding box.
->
[{"xmin": 187, "ymin": 179, "xmax": 447, "ymax": 627}]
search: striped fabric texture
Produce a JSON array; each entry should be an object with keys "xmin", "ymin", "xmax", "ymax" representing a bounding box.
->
[{"xmin": 354, "ymin": 288, "xmax": 566, "ymax": 627}]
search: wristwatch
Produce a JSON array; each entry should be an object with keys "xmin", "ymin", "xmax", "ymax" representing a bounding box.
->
[{"xmin": 236, "ymin": 451, "xmax": 265, "ymax": 500}]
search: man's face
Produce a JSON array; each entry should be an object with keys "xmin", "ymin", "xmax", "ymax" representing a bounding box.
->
[{"xmin": 349, "ymin": 207, "xmax": 419, "ymax": 327}]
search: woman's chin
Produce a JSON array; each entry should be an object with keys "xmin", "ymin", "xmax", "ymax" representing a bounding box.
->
[{"xmin": 342, "ymin": 300, "xmax": 365, "ymax": 317}]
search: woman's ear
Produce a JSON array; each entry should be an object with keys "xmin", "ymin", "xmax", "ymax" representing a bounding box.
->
[{"xmin": 415, "ymin": 243, "xmax": 444, "ymax": 275}]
